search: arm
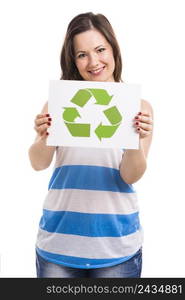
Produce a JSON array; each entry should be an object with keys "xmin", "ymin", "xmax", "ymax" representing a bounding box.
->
[
  {"xmin": 28, "ymin": 102, "xmax": 56, "ymax": 171},
  {"xmin": 120, "ymin": 99, "xmax": 153, "ymax": 184}
]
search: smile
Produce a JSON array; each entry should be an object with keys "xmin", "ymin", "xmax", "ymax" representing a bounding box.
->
[{"xmin": 88, "ymin": 66, "xmax": 105, "ymax": 75}]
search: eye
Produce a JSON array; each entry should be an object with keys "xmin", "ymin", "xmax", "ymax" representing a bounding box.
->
[
  {"xmin": 77, "ymin": 53, "xmax": 86, "ymax": 59},
  {"xmin": 97, "ymin": 47, "xmax": 106, "ymax": 53}
]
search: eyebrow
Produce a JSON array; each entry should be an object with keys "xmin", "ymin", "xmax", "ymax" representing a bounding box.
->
[{"xmin": 75, "ymin": 45, "xmax": 105, "ymax": 55}]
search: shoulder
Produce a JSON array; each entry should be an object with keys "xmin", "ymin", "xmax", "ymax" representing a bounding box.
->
[{"xmin": 141, "ymin": 99, "xmax": 153, "ymax": 117}]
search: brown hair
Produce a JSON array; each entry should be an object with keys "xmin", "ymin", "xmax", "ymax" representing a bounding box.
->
[{"xmin": 60, "ymin": 12, "xmax": 122, "ymax": 82}]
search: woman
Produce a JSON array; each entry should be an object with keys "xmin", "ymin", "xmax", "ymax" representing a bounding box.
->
[{"xmin": 29, "ymin": 12, "xmax": 153, "ymax": 278}]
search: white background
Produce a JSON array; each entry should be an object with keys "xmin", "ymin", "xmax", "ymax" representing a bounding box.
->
[{"xmin": 0, "ymin": 0, "xmax": 184, "ymax": 277}]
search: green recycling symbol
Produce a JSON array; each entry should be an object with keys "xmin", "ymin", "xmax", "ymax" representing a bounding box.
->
[{"xmin": 62, "ymin": 89, "xmax": 123, "ymax": 141}]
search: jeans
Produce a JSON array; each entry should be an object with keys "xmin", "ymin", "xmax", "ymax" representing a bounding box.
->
[{"xmin": 36, "ymin": 248, "xmax": 142, "ymax": 278}]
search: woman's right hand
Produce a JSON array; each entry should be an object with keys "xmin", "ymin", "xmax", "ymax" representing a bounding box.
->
[{"xmin": 34, "ymin": 113, "xmax": 52, "ymax": 138}]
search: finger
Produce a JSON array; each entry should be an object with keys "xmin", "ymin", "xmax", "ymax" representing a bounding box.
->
[
  {"xmin": 36, "ymin": 114, "xmax": 45, "ymax": 119},
  {"xmin": 39, "ymin": 130, "xmax": 50, "ymax": 140},
  {"xmin": 134, "ymin": 121, "xmax": 153, "ymax": 131},
  {"xmin": 35, "ymin": 113, "xmax": 50, "ymax": 122},
  {"xmin": 136, "ymin": 127, "xmax": 151, "ymax": 137},
  {"xmin": 35, "ymin": 113, "xmax": 50, "ymax": 120},
  {"xmin": 35, "ymin": 116, "xmax": 52, "ymax": 126},
  {"xmin": 34, "ymin": 122, "xmax": 50, "ymax": 135},
  {"xmin": 41, "ymin": 130, "xmax": 50, "ymax": 138},
  {"xmin": 137, "ymin": 111, "xmax": 151, "ymax": 117},
  {"xmin": 134, "ymin": 114, "xmax": 153, "ymax": 125}
]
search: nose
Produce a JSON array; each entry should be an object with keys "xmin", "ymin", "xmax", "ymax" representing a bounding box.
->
[{"xmin": 88, "ymin": 53, "xmax": 99, "ymax": 68}]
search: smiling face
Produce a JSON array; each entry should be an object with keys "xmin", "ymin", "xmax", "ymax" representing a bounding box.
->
[{"xmin": 73, "ymin": 28, "xmax": 115, "ymax": 82}]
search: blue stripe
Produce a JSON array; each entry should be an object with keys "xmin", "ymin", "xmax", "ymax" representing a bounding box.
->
[
  {"xmin": 48, "ymin": 165, "xmax": 134, "ymax": 193},
  {"xmin": 39, "ymin": 210, "xmax": 140, "ymax": 237},
  {"xmin": 36, "ymin": 247, "xmax": 138, "ymax": 269}
]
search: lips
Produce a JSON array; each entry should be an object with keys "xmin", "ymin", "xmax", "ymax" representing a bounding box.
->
[{"xmin": 88, "ymin": 66, "xmax": 105, "ymax": 75}]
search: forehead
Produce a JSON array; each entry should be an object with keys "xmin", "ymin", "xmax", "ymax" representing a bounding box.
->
[{"xmin": 73, "ymin": 29, "xmax": 109, "ymax": 51}]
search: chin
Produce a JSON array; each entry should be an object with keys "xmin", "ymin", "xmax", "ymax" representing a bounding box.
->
[{"xmin": 87, "ymin": 75, "xmax": 110, "ymax": 82}]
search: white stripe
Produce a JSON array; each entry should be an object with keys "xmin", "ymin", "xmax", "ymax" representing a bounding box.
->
[
  {"xmin": 55, "ymin": 146, "xmax": 123, "ymax": 169},
  {"xmin": 36, "ymin": 228, "xmax": 143, "ymax": 259},
  {"xmin": 43, "ymin": 189, "xmax": 139, "ymax": 214}
]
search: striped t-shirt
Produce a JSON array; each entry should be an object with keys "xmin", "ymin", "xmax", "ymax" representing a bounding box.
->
[{"xmin": 36, "ymin": 146, "xmax": 143, "ymax": 269}]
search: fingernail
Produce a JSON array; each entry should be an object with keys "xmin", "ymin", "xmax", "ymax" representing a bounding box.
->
[
  {"xmin": 46, "ymin": 132, "xmax": 49, "ymax": 135},
  {"xmin": 137, "ymin": 127, "xmax": 140, "ymax": 131},
  {"xmin": 46, "ymin": 114, "xmax": 50, "ymax": 117},
  {"xmin": 135, "ymin": 122, "xmax": 139, "ymax": 125},
  {"xmin": 138, "ymin": 112, "xmax": 142, "ymax": 115},
  {"xmin": 48, "ymin": 118, "xmax": 52, "ymax": 121},
  {"xmin": 135, "ymin": 116, "xmax": 139, "ymax": 120},
  {"xmin": 47, "ymin": 122, "xmax": 51, "ymax": 126}
]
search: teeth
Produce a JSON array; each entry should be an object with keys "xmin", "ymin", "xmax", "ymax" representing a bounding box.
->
[{"xmin": 90, "ymin": 67, "xmax": 104, "ymax": 74}]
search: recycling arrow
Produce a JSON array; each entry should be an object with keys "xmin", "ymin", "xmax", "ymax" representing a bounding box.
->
[
  {"xmin": 71, "ymin": 89, "xmax": 91, "ymax": 107},
  {"xmin": 71, "ymin": 88, "xmax": 113, "ymax": 107},
  {"xmin": 95, "ymin": 123, "xmax": 120, "ymax": 141},
  {"xmin": 95, "ymin": 106, "xmax": 122, "ymax": 140},
  {"xmin": 65, "ymin": 123, "xmax": 90, "ymax": 137},
  {"xmin": 103, "ymin": 106, "xmax": 122, "ymax": 125},
  {"xmin": 63, "ymin": 107, "xmax": 80, "ymax": 122},
  {"xmin": 88, "ymin": 89, "xmax": 113, "ymax": 105},
  {"xmin": 63, "ymin": 107, "xmax": 90, "ymax": 137},
  {"xmin": 62, "ymin": 88, "xmax": 123, "ymax": 140}
]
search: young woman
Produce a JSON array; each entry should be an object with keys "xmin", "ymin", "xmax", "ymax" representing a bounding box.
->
[{"xmin": 29, "ymin": 12, "xmax": 153, "ymax": 278}]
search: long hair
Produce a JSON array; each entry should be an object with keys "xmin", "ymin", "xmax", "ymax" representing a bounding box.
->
[{"xmin": 60, "ymin": 12, "xmax": 122, "ymax": 82}]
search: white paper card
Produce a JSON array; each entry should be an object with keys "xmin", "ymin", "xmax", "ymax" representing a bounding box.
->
[{"xmin": 47, "ymin": 80, "xmax": 141, "ymax": 149}]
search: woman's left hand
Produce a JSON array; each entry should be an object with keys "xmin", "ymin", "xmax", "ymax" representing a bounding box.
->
[{"xmin": 133, "ymin": 111, "xmax": 153, "ymax": 138}]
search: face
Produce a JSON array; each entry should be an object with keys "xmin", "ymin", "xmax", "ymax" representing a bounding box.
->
[{"xmin": 73, "ymin": 28, "xmax": 115, "ymax": 82}]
